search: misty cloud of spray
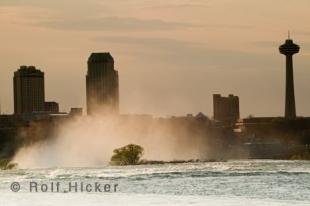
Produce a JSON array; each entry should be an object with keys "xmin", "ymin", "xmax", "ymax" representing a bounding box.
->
[{"xmin": 13, "ymin": 112, "xmax": 214, "ymax": 168}]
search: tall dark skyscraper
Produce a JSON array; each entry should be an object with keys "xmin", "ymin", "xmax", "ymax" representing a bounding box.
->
[
  {"xmin": 86, "ymin": 52, "xmax": 119, "ymax": 115},
  {"xmin": 13, "ymin": 66, "xmax": 45, "ymax": 115},
  {"xmin": 279, "ymin": 36, "xmax": 300, "ymax": 119}
]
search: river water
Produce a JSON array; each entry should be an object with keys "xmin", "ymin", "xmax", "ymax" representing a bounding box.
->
[{"xmin": 0, "ymin": 160, "xmax": 309, "ymax": 206}]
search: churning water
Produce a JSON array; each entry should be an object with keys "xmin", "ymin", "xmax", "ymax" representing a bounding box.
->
[{"xmin": 0, "ymin": 160, "xmax": 309, "ymax": 206}]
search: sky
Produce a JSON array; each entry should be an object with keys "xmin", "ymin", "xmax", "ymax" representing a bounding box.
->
[{"xmin": 0, "ymin": 0, "xmax": 309, "ymax": 118}]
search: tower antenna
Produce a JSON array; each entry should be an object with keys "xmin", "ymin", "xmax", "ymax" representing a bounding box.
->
[{"xmin": 288, "ymin": 30, "xmax": 290, "ymax": 39}]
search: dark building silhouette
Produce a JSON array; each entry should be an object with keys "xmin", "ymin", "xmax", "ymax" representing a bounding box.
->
[
  {"xmin": 279, "ymin": 36, "xmax": 300, "ymax": 119},
  {"xmin": 13, "ymin": 66, "xmax": 45, "ymax": 115},
  {"xmin": 86, "ymin": 53, "xmax": 119, "ymax": 115},
  {"xmin": 213, "ymin": 94, "xmax": 239, "ymax": 122},
  {"xmin": 69, "ymin": 108, "xmax": 83, "ymax": 116},
  {"xmin": 44, "ymin": 101, "xmax": 59, "ymax": 113}
]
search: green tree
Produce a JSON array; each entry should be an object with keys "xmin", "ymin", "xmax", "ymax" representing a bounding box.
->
[{"xmin": 110, "ymin": 144, "xmax": 144, "ymax": 165}]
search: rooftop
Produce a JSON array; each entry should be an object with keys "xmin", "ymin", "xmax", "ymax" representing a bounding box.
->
[
  {"xmin": 15, "ymin": 66, "xmax": 44, "ymax": 76},
  {"xmin": 88, "ymin": 52, "xmax": 114, "ymax": 63}
]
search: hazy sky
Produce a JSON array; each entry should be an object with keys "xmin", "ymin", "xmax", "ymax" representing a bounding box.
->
[{"xmin": 0, "ymin": 0, "xmax": 309, "ymax": 117}]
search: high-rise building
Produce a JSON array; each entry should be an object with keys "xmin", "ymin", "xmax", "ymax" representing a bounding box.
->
[
  {"xmin": 86, "ymin": 53, "xmax": 119, "ymax": 115},
  {"xmin": 213, "ymin": 94, "xmax": 240, "ymax": 122},
  {"xmin": 279, "ymin": 36, "xmax": 300, "ymax": 119},
  {"xmin": 13, "ymin": 66, "xmax": 45, "ymax": 115}
]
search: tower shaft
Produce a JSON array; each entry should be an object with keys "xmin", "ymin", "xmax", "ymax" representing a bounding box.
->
[{"xmin": 285, "ymin": 55, "xmax": 296, "ymax": 119}]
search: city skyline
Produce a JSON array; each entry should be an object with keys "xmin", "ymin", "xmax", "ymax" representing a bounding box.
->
[
  {"xmin": 0, "ymin": 36, "xmax": 309, "ymax": 118},
  {"xmin": 0, "ymin": 0, "xmax": 310, "ymax": 117}
]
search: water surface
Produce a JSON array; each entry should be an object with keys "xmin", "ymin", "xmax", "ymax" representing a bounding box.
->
[{"xmin": 0, "ymin": 160, "xmax": 309, "ymax": 206}]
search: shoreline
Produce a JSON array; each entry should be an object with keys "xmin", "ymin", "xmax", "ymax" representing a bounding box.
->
[{"xmin": 1, "ymin": 156, "xmax": 310, "ymax": 171}]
